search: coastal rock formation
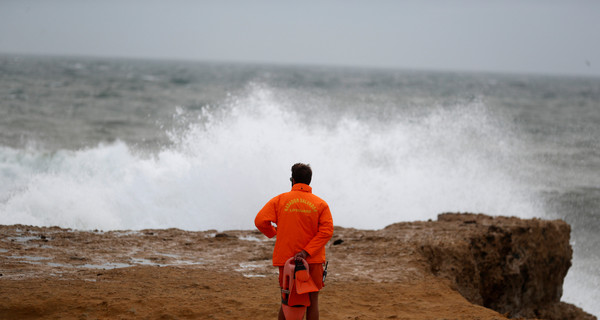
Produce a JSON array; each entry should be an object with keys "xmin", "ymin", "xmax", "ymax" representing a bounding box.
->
[
  {"xmin": 327, "ymin": 213, "xmax": 594, "ymax": 320},
  {"xmin": 410, "ymin": 213, "xmax": 587, "ymax": 319},
  {"xmin": 0, "ymin": 214, "xmax": 595, "ymax": 319}
]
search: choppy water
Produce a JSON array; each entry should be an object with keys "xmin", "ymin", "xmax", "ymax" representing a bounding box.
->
[{"xmin": 1, "ymin": 55, "xmax": 599, "ymax": 316}]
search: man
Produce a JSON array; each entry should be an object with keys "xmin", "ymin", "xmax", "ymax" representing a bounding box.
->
[{"xmin": 255, "ymin": 163, "xmax": 334, "ymax": 320}]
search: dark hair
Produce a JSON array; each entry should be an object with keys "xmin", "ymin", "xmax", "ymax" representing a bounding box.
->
[{"xmin": 291, "ymin": 163, "xmax": 312, "ymax": 185}]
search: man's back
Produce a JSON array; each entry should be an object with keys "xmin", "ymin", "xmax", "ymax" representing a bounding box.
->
[{"xmin": 255, "ymin": 183, "xmax": 333, "ymax": 266}]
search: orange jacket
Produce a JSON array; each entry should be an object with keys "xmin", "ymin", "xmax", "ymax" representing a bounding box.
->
[{"xmin": 255, "ymin": 183, "xmax": 334, "ymax": 266}]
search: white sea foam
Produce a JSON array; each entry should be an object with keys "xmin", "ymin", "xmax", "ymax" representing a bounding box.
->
[{"xmin": 0, "ymin": 85, "xmax": 542, "ymax": 231}]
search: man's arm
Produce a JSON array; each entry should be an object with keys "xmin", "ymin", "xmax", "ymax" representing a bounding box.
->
[
  {"xmin": 254, "ymin": 197, "xmax": 278, "ymax": 238},
  {"xmin": 302, "ymin": 205, "xmax": 334, "ymax": 256}
]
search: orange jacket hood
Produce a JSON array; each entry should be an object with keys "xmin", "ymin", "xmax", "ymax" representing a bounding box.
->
[{"xmin": 255, "ymin": 183, "xmax": 334, "ymax": 266}]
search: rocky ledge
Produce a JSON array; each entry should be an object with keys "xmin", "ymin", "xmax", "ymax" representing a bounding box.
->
[
  {"xmin": 0, "ymin": 213, "xmax": 595, "ymax": 319},
  {"xmin": 408, "ymin": 213, "xmax": 593, "ymax": 319}
]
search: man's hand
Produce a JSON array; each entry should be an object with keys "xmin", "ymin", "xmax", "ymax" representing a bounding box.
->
[{"xmin": 294, "ymin": 250, "xmax": 309, "ymax": 261}]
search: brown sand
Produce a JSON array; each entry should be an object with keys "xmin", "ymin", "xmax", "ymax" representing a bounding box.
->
[{"xmin": 0, "ymin": 223, "xmax": 513, "ymax": 319}]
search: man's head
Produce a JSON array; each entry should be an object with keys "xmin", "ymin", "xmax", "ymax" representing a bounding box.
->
[{"xmin": 291, "ymin": 163, "xmax": 312, "ymax": 185}]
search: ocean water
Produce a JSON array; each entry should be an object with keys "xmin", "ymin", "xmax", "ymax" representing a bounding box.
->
[{"xmin": 1, "ymin": 55, "xmax": 598, "ymax": 316}]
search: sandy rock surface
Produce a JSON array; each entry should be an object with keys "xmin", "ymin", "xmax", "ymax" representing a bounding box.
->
[{"xmin": 0, "ymin": 213, "xmax": 595, "ymax": 320}]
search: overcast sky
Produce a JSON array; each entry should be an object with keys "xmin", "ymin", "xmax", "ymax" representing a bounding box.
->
[{"xmin": 1, "ymin": 0, "xmax": 599, "ymax": 76}]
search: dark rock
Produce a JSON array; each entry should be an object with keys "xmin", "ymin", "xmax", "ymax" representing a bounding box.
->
[
  {"xmin": 214, "ymin": 233, "xmax": 231, "ymax": 238},
  {"xmin": 418, "ymin": 213, "xmax": 592, "ymax": 320},
  {"xmin": 69, "ymin": 256, "xmax": 86, "ymax": 261}
]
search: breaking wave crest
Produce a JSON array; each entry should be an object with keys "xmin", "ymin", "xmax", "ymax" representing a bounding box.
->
[{"xmin": 0, "ymin": 85, "xmax": 542, "ymax": 231}]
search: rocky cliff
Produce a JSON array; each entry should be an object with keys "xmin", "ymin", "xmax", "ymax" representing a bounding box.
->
[{"xmin": 387, "ymin": 213, "xmax": 592, "ymax": 319}]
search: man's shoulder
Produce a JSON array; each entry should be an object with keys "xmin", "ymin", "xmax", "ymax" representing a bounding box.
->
[{"xmin": 305, "ymin": 192, "xmax": 329, "ymax": 208}]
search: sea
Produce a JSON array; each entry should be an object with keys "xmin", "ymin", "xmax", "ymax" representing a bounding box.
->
[{"xmin": 1, "ymin": 54, "xmax": 598, "ymax": 316}]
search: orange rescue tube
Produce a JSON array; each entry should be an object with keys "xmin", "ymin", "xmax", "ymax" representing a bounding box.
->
[{"xmin": 280, "ymin": 257, "xmax": 313, "ymax": 320}]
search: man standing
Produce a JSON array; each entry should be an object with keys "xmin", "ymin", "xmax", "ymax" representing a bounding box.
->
[{"xmin": 255, "ymin": 163, "xmax": 334, "ymax": 320}]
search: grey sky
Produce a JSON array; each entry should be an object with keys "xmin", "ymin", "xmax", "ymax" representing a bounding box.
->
[{"xmin": 1, "ymin": 0, "xmax": 599, "ymax": 76}]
